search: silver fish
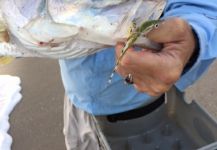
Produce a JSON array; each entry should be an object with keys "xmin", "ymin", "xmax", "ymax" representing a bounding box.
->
[{"xmin": 0, "ymin": 0, "xmax": 166, "ymax": 59}]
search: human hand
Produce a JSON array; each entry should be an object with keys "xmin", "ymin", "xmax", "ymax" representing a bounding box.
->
[{"xmin": 115, "ymin": 17, "xmax": 196, "ymax": 96}]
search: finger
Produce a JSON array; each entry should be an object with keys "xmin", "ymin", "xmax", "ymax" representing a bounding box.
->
[
  {"xmin": 134, "ymin": 83, "xmax": 161, "ymax": 97},
  {"xmin": 121, "ymin": 48, "xmax": 162, "ymax": 70},
  {"xmin": 135, "ymin": 86, "xmax": 163, "ymax": 96},
  {"xmin": 149, "ymin": 83, "xmax": 170, "ymax": 96},
  {"xmin": 115, "ymin": 64, "xmax": 128, "ymax": 78},
  {"xmin": 132, "ymin": 75, "xmax": 154, "ymax": 92},
  {"xmin": 134, "ymin": 84, "xmax": 149, "ymax": 93},
  {"xmin": 115, "ymin": 42, "xmax": 134, "ymax": 58}
]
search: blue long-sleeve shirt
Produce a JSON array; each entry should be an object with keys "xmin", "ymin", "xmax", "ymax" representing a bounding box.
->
[{"xmin": 59, "ymin": 0, "xmax": 217, "ymax": 115}]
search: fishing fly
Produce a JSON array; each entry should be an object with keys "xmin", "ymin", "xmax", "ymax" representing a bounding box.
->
[{"xmin": 108, "ymin": 20, "xmax": 161, "ymax": 84}]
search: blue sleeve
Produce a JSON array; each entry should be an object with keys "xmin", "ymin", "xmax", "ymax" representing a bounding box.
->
[{"xmin": 163, "ymin": 0, "xmax": 217, "ymax": 91}]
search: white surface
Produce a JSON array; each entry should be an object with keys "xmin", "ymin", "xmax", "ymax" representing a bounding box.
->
[{"xmin": 0, "ymin": 75, "xmax": 22, "ymax": 150}]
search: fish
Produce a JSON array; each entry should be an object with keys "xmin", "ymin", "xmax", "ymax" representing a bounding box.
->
[{"xmin": 0, "ymin": 0, "xmax": 166, "ymax": 59}]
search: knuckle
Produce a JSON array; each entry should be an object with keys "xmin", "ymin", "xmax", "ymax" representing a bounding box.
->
[
  {"xmin": 136, "ymin": 87, "xmax": 145, "ymax": 93},
  {"xmin": 135, "ymin": 84, "xmax": 164, "ymax": 96},
  {"xmin": 160, "ymin": 86, "xmax": 170, "ymax": 94},
  {"xmin": 134, "ymin": 85, "xmax": 148, "ymax": 93},
  {"xmin": 138, "ymin": 89, "xmax": 146, "ymax": 93},
  {"xmin": 155, "ymin": 85, "xmax": 170, "ymax": 94},
  {"xmin": 162, "ymin": 85, "xmax": 171, "ymax": 92},
  {"xmin": 149, "ymin": 91, "xmax": 160, "ymax": 97},
  {"xmin": 151, "ymin": 87, "xmax": 164, "ymax": 96},
  {"xmin": 161, "ymin": 69, "xmax": 181, "ymax": 85},
  {"xmin": 173, "ymin": 18, "xmax": 188, "ymax": 36}
]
